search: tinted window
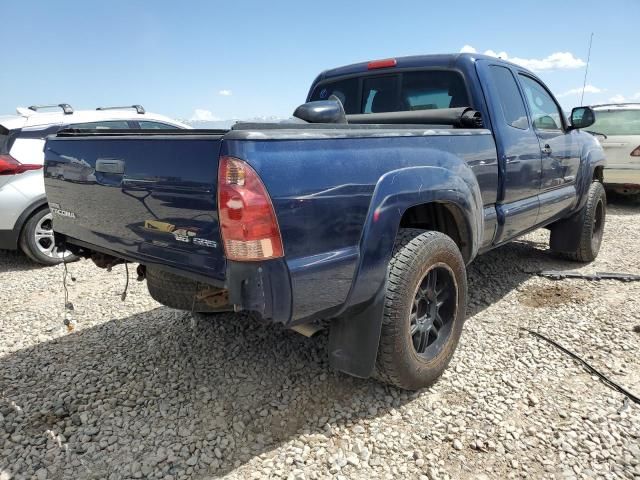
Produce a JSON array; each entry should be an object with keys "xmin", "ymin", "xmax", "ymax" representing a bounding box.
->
[
  {"xmin": 519, "ymin": 75, "xmax": 563, "ymax": 130},
  {"xmin": 310, "ymin": 70, "xmax": 469, "ymax": 114},
  {"xmin": 310, "ymin": 77, "xmax": 359, "ymax": 114},
  {"xmin": 362, "ymin": 76, "xmax": 398, "ymax": 113},
  {"xmin": 488, "ymin": 66, "xmax": 528, "ymax": 129},
  {"xmin": 401, "ymin": 71, "xmax": 469, "ymax": 111},
  {"xmin": 590, "ymin": 110, "xmax": 640, "ymax": 136},
  {"xmin": 70, "ymin": 120, "xmax": 131, "ymax": 129},
  {"xmin": 138, "ymin": 121, "xmax": 179, "ymax": 129}
]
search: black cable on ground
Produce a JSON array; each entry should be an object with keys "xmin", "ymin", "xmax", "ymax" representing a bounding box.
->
[
  {"xmin": 121, "ymin": 263, "xmax": 129, "ymax": 301},
  {"xmin": 523, "ymin": 328, "xmax": 640, "ymax": 405}
]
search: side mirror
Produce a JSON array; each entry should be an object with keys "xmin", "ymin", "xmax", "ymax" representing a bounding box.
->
[
  {"xmin": 293, "ymin": 97, "xmax": 347, "ymax": 124},
  {"xmin": 569, "ymin": 106, "xmax": 595, "ymax": 130}
]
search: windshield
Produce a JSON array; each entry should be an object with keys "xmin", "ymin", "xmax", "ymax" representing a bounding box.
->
[
  {"xmin": 309, "ymin": 70, "xmax": 469, "ymax": 115},
  {"xmin": 591, "ymin": 109, "xmax": 640, "ymax": 136}
]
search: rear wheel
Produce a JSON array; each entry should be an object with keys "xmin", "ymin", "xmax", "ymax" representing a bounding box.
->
[
  {"xmin": 375, "ymin": 229, "xmax": 467, "ymax": 390},
  {"xmin": 19, "ymin": 208, "xmax": 78, "ymax": 265},
  {"xmin": 146, "ymin": 266, "xmax": 230, "ymax": 313}
]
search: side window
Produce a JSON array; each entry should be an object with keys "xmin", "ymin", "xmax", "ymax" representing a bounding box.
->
[
  {"xmin": 70, "ymin": 120, "xmax": 131, "ymax": 129},
  {"xmin": 518, "ymin": 75, "xmax": 564, "ymax": 130},
  {"xmin": 488, "ymin": 66, "xmax": 528, "ymax": 130},
  {"xmin": 138, "ymin": 121, "xmax": 178, "ymax": 129}
]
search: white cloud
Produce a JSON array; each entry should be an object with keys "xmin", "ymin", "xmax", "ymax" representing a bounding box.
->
[
  {"xmin": 608, "ymin": 94, "xmax": 626, "ymax": 103},
  {"xmin": 632, "ymin": 92, "xmax": 640, "ymax": 100},
  {"xmin": 483, "ymin": 49, "xmax": 509, "ymax": 59},
  {"xmin": 459, "ymin": 46, "xmax": 586, "ymax": 71},
  {"xmin": 557, "ymin": 85, "xmax": 604, "ymax": 98},
  {"xmin": 218, "ymin": 90, "xmax": 232, "ymax": 96},
  {"xmin": 189, "ymin": 109, "xmax": 219, "ymax": 122}
]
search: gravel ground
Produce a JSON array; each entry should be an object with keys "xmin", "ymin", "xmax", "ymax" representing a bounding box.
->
[{"xmin": 1, "ymin": 198, "xmax": 639, "ymax": 480}]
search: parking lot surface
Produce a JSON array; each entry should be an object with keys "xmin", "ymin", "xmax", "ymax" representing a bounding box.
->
[{"xmin": 1, "ymin": 199, "xmax": 639, "ymax": 480}]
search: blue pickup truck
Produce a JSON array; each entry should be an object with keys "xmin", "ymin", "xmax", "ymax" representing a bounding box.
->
[{"xmin": 43, "ymin": 53, "xmax": 605, "ymax": 390}]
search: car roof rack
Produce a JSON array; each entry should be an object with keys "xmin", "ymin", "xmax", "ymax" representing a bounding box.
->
[
  {"xmin": 96, "ymin": 105, "xmax": 145, "ymax": 114},
  {"xmin": 27, "ymin": 104, "xmax": 74, "ymax": 115}
]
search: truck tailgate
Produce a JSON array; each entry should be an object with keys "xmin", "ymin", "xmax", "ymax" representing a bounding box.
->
[{"xmin": 44, "ymin": 131, "xmax": 227, "ymax": 282}]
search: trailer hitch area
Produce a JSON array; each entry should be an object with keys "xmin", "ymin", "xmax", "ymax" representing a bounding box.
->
[
  {"xmin": 90, "ymin": 252, "xmax": 125, "ymax": 270},
  {"xmin": 195, "ymin": 286, "xmax": 229, "ymax": 309}
]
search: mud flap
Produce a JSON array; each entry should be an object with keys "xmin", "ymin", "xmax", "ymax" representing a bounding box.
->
[
  {"xmin": 328, "ymin": 286, "xmax": 386, "ymax": 378},
  {"xmin": 549, "ymin": 209, "xmax": 584, "ymax": 253}
]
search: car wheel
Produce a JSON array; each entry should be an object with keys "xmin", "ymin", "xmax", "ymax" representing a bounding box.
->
[
  {"xmin": 19, "ymin": 208, "xmax": 78, "ymax": 266},
  {"xmin": 556, "ymin": 182, "xmax": 606, "ymax": 262},
  {"xmin": 375, "ymin": 229, "xmax": 467, "ymax": 390}
]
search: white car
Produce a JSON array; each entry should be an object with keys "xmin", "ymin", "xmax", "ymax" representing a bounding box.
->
[
  {"xmin": 589, "ymin": 103, "xmax": 640, "ymax": 199},
  {"xmin": 0, "ymin": 104, "xmax": 190, "ymax": 264}
]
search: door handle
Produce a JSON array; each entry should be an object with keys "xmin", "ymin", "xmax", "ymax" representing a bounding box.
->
[
  {"xmin": 542, "ymin": 144, "xmax": 552, "ymax": 155},
  {"xmin": 95, "ymin": 158, "xmax": 125, "ymax": 174}
]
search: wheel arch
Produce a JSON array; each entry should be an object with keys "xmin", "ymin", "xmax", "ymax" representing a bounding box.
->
[
  {"xmin": 328, "ymin": 164, "xmax": 482, "ymax": 379},
  {"xmin": 17, "ymin": 197, "xmax": 49, "ymax": 237},
  {"xmin": 345, "ymin": 164, "xmax": 482, "ymax": 310},
  {"xmin": 399, "ymin": 201, "xmax": 473, "ymax": 263},
  {"xmin": 3, "ymin": 196, "xmax": 48, "ymax": 250}
]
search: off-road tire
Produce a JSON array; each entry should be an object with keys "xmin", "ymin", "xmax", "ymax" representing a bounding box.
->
[
  {"xmin": 146, "ymin": 266, "xmax": 230, "ymax": 312},
  {"xmin": 375, "ymin": 229, "xmax": 467, "ymax": 390},
  {"xmin": 559, "ymin": 181, "xmax": 606, "ymax": 262}
]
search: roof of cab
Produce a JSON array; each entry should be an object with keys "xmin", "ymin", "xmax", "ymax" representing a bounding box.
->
[
  {"xmin": 0, "ymin": 107, "xmax": 191, "ymax": 130},
  {"xmin": 315, "ymin": 53, "xmax": 525, "ymax": 82}
]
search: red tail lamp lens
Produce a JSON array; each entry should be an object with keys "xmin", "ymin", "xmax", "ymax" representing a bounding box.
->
[
  {"xmin": 0, "ymin": 154, "xmax": 42, "ymax": 175},
  {"xmin": 367, "ymin": 58, "xmax": 397, "ymax": 70},
  {"xmin": 218, "ymin": 156, "xmax": 284, "ymax": 261}
]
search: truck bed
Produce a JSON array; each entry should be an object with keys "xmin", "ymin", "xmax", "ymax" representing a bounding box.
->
[{"xmin": 45, "ymin": 124, "xmax": 498, "ymax": 322}]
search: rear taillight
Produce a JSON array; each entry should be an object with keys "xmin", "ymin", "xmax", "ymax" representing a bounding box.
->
[
  {"xmin": 631, "ymin": 146, "xmax": 640, "ymax": 157},
  {"xmin": 0, "ymin": 154, "xmax": 43, "ymax": 175},
  {"xmin": 218, "ymin": 156, "xmax": 284, "ymax": 261}
]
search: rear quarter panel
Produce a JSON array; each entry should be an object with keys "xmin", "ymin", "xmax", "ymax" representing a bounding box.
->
[{"xmin": 224, "ymin": 130, "xmax": 497, "ymax": 321}]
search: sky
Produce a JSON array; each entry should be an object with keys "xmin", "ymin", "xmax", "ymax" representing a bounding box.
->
[{"xmin": 2, "ymin": 0, "xmax": 639, "ymax": 122}]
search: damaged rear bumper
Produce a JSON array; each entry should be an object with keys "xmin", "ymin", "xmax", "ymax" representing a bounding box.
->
[{"xmin": 56, "ymin": 233, "xmax": 294, "ymax": 324}]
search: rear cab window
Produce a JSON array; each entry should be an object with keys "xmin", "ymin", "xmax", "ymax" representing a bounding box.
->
[
  {"xmin": 591, "ymin": 110, "xmax": 640, "ymax": 136},
  {"xmin": 310, "ymin": 70, "xmax": 470, "ymax": 115}
]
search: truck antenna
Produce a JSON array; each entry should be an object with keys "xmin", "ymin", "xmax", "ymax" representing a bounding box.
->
[{"xmin": 580, "ymin": 33, "xmax": 594, "ymax": 106}]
